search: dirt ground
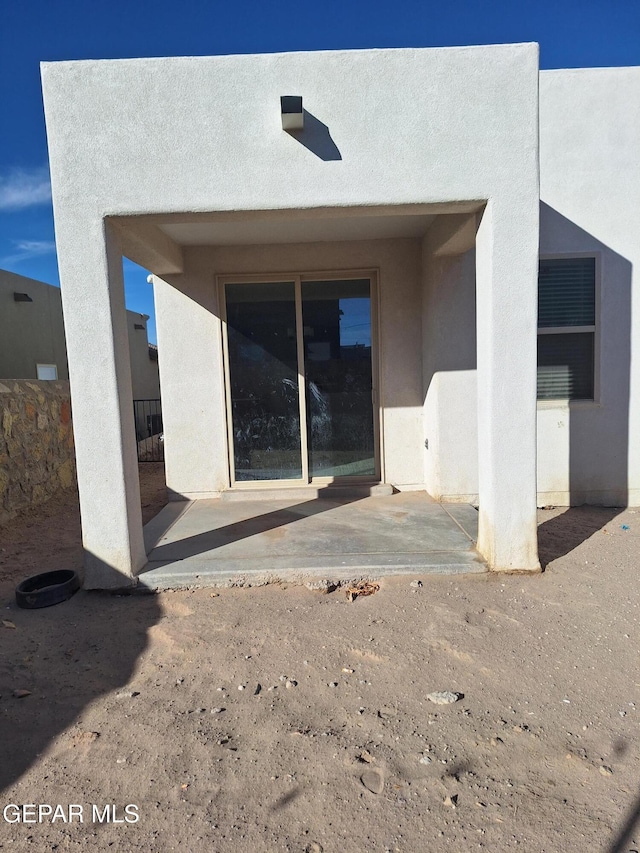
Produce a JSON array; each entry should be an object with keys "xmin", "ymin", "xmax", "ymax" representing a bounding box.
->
[
  {"xmin": 0, "ymin": 470, "xmax": 639, "ymax": 852},
  {"xmin": 0, "ymin": 463, "xmax": 167, "ymax": 586}
]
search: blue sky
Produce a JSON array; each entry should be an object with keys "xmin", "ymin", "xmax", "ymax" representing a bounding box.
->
[{"xmin": 1, "ymin": 0, "xmax": 638, "ymax": 344}]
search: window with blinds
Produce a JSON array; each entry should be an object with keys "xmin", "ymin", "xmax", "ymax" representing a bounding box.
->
[{"xmin": 537, "ymin": 257, "xmax": 596, "ymax": 400}]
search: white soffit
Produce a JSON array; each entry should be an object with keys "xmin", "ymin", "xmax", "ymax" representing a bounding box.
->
[{"xmin": 157, "ymin": 213, "xmax": 438, "ymax": 246}]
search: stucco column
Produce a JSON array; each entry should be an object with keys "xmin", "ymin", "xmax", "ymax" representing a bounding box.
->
[
  {"xmin": 475, "ymin": 201, "xmax": 541, "ymax": 571},
  {"xmin": 56, "ymin": 219, "xmax": 146, "ymax": 588}
]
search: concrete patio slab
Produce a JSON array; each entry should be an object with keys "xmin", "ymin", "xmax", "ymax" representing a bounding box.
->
[
  {"xmin": 439, "ymin": 502, "xmax": 481, "ymax": 541},
  {"xmin": 137, "ymin": 491, "xmax": 484, "ymax": 589}
]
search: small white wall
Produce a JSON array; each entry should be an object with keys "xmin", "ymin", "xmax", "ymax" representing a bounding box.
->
[
  {"xmin": 155, "ymin": 237, "xmax": 423, "ymax": 497},
  {"xmin": 539, "ymin": 68, "xmax": 640, "ymax": 506}
]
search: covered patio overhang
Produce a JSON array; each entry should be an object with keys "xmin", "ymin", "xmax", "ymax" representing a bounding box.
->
[
  {"xmin": 42, "ymin": 45, "xmax": 542, "ymax": 590},
  {"xmin": 82, "ymin": 200, "xmax": 541, "ymax": 588},
  {"xmin": 109, "ymin": 201, "xmax": 482, "ymax": 277}
]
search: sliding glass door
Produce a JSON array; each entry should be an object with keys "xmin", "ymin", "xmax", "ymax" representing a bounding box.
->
[
  {"xmin": 301, "ymin": 279, "xmax": 376, "ymax": 478},
  {"xmin": 222, "ymin": 274, "xmax": 378, "ymax": 485},
  {"xmin": 225, "ymin": 281, "xmax": 303, "ymax": 481}
]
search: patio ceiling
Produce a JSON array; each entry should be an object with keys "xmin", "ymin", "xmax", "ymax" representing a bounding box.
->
[
  {"xmin": 156, "ymin": 212, "xmax": 438, "ymax": 246},
  {"xmin": 110, "ymin": 202, "xmax": 484, "ymax": 276}
]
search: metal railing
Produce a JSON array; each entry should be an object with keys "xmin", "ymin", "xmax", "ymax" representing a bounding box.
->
[{"xmin": 134, "ymin": 399, "xmax": 163, "ymax": 462}]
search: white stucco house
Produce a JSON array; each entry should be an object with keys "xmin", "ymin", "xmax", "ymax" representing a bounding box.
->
[{"xmin": 41, "ymin": 44, "xmax": 640, "ymax": 588}]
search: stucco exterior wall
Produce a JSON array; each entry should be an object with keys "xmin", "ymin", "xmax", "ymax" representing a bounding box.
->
[
  {"xmin": 155, "ymin": 238, "xmax": 423, "ymax": 497},
  {"xmin": 0, "ymin": 270, "xmax": 69, "ymax": 381},
  {"xmin": 42, "ymin": 45, "xmax": 539, "ymax": 217},
  {"xmin": 538, "ymin": 67, "xmax": 640, "ymax": 506},
  {"xmin": 414, "ymin": 68, "xmax": 640, "ymax": 508},
  {"xmin": 42, "ymin": 44, "xmax": 541, "ymax": 581},
  {"xmin": 422, "ymin": 241, "xmax": 478, "ymax": 501}
]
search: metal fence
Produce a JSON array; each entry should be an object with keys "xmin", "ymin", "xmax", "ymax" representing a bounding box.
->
[{"xmin": 134, "ymin": 399, "xmax": 164, "ymax": 462}]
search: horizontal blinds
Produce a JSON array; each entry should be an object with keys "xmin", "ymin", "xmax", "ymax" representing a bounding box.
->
[
  {"xmin": 538, "ymin": 258, "xmax": 595, "ymax": 328},
  {"xmin": 537, "ymin": 332, "xmax": 594, "ymax": 400}
]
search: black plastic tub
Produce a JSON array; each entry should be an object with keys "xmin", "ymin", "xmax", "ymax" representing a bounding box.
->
[{"xmin": 15, "ymin": 570, "xmax": 81, "ymax": 609}]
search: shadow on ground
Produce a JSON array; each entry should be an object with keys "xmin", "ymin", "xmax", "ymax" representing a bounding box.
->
[
  {"xmin": 0, "ymin": 580, "xmax": 160, "ymax": 793},
  {"xmin": 607, "ymin": 785, "xmax": 640, "ymax": 853},
  {"xmin": 537, "ymin": 506, "xmax": 624, "ymax": 568},
  {"xmin": 149, "ymin": 494, "xmax": 362, "ymax": 562}
]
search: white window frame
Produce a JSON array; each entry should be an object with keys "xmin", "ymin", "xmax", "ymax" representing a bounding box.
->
[
  {"xmin": 537, "ymin": 252, "xmax": 601, "ymax": 407},
  {"xmin": 36, "ymin": 363, "xmax": 58, "ymax": 381}
]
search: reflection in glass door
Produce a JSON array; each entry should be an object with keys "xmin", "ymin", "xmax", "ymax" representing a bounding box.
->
[
  {"xmin": 225, "ymin": 282, "xmax": 303, "ymax": 481},
  {"xmin": 302, "ymin": 279, "xmax": 375, "ymax": 479},
  {"xmin": 223, "ymin": 275, "xmax": 377, "ymax": 484}
]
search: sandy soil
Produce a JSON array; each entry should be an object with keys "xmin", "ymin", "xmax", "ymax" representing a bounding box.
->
[
  {"xmin": 0, "ymin": 463, "xmax": 167, "ymax": 585},
  {"xmin": 0, "ymin": 477, "xmax": 639, "ymax": 852}
]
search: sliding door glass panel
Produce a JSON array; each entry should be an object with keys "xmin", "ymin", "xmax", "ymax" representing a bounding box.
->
[
  {"xmin": 225, "ymin": 282, "xmax": 302, "ymax": 481},
  {"xmin": 301, "ymin": 279, "xmax": 375, "ymax": 478}
]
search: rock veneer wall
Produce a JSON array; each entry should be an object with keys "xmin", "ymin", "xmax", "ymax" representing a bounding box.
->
[{"xmin": 0, "ymin": 380, "xmax": 75, "ymax": 524}]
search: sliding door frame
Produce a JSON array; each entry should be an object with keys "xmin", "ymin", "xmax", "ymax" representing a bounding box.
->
[{"xmin": 218, "ymin": 269, "xmax": 381, "ymax": 490}]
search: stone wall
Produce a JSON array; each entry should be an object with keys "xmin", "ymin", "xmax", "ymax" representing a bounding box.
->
[{"xmin": 0, "ymin": 380, "xmax": 76, "ymax": 524}]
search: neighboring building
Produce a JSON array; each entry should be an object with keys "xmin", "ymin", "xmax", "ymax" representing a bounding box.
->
[
  {"xmin": 0, "ymin": 269, "xmax": 160, "ymax": 420},
  {"xmin": 125, "ymin": 308, "xmax": 161, "ymax": 404},
  {"xmin": 0, "ymin": 270, "xmax": 69, "ymax": 381},
  {"xmin": 1, "ymin": 269, "xmax": 160, "ymax": 401},
  {"xmin": 40, "ymin": 45, "xmax": 640, "ymax": 588}
]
